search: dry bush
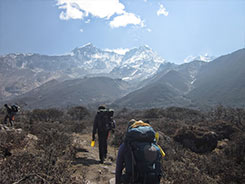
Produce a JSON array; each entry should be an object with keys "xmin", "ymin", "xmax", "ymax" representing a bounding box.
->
[
  {"xmin": 209, "ymin": 106, "xmax": 245, "ymax": 129},
  {"xmin": 0, "ymin": 128, "xmax": 75, "ymax": 184},
  {"xmin": 112, "ymin": 107, "xmax": 245, "ymax": 184},
  {"xmin": 0, "ymin": 152, "xmax": 73, "ymax": 184},
  {"xmin": 209, "ymin": 120, "xmax": 239, "ymax": 140},
  {"xmin": 31, "ymin": 108, "xmax": 64, "ymax": 122},
  {"xmin": 1, "ymin": 106, "xmax": 244, "ymax": 184},
  {"xmin": 0, "ymin": 128, "xmax": 27, "ymax": 159},
  {"xmin": 67, "ymin": 106, "xmax": 90, "ymax": 120},
  {"xmin": 224, "ymin": 133, "xmax": 245, "ymax": 164},
  {"xmin": 110, "ymin": 118, "xmax": 128, "ymax": 147},
  {"xmin": 173, "ymin": 126, "xmax": 218, "ymax": 153},
  {"xmin": 143, "ymin": 108, "xmax": 160, "ymax": 118},
  {"xmin": 158, "ymin": 107, "xmax": 204, "ymax": 122}
]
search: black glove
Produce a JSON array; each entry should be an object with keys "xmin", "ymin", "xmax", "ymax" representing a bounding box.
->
[{"xmin": 92, "ymin": 134, "xmax": 95, "ymax": 141}]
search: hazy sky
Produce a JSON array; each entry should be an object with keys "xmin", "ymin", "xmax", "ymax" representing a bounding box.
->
[{"xmin": 0, "ymin": 0, "xmax": 244, "ymax": 63}]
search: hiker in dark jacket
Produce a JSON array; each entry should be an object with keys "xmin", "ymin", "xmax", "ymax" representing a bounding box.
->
[
  {"xmin": 92, "ymin": 105, "xmax": 114, "ymax": 164},
  {"xmin": 3, "ymin": 104, "xmax": 19, "ymax": 126}
]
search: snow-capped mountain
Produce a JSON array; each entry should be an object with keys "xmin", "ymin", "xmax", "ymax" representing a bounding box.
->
[
  {"xmin": 110, "ymin": 45, "xmax": 165, "ymax": 81},
  {"xmin": 0, "ymin": 44, "xmax": 165, "ymax": 98},
  {"xmin": 114, "ymin": 49, "xmax": 245, "ymax": 109},
  {"xmin": 71, "ymin": 43, "xmax": 123, "ymax": 74}
]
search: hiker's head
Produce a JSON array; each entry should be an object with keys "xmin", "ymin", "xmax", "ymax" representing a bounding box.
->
[{"xmin": 98, "ymin": 105, "xmax": 106, "ymax": 110}]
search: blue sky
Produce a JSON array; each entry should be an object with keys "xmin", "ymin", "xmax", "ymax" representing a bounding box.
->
[{"xmin": 0, "ymin": 0, "xmax": 244, "ymax": 64}]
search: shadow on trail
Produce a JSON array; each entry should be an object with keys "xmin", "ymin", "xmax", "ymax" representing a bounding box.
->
[
  {"xmin": 75, "ymin": 148, "xmax": 89, "ymax": 152},
  {"xmin": 103, "ymin": 161, "xmax": 112, "ymax": 166},
  {"xmin": 72, "ymin": 157, "xmax": 99, "ymax": 166}
]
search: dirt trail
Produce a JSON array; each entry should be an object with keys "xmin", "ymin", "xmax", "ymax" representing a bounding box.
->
[{"xmin": 71, "ymin": 133, "xmax": 117, "ymax": 184}]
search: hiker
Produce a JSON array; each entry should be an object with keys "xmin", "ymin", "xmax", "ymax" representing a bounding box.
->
[
  {"xmin": 92, "ymin": 105, "xmax": 115, "ymax": 164},
  {"xmin": 3, "ymin": 104, "xmax": 20, "ymax": 127},
  {"xmin": 115, "ymin": 120, "xmax": 165, "ymax": 184}
]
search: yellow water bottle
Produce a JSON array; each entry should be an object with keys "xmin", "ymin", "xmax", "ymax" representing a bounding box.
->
[{"xmin": 91, "ymin": 140, "xmax": 95, "ymax": 147}]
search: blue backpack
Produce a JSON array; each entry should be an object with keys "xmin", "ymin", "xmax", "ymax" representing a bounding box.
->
[{"xmin": 124, "ymin": 121, "xmax": 162, "ymax": 184}]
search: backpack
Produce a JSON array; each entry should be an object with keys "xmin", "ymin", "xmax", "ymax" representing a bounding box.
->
[
  {"xmin": 125, "ymin": 121, "xmax": 162, "ymax": 184},
  {"xmin": 97, "ymin": 108, "xmax": 115, "ymax": 132},
  {"xmin": 11, "ymin": 105, "xmax": 19, "ymax": 113}
]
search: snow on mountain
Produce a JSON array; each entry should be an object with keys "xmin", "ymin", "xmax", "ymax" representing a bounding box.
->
[
  {"xmin": 110, "ymin": 45, "xmax": 165, "ymax": 81},
  {"xmin": 0, "ymin": 43, "xmax": 167, "ymax": 98},
  {"xmin": 184, "ymin": 54, "xmax": 216, "ymax": 63},
  {"xmin": 104, "ymin": 48, "xmax": 130, "ymax": 55},
  {"xmin": 71, "ymin": 43, "xmax": 123, "ymax": 74}
]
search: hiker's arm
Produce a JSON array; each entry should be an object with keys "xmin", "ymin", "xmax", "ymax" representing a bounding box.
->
[
  {"xmin": 92, "ymin": 114, "xmax": 98, "ymax": 140},
  {"xmin": 116, "ymin": 143, "xmax": 126, "ymax": 184}
]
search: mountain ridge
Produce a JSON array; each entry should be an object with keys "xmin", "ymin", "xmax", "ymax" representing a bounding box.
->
[
  {"xmin": 0, "ymin": 44, "xmax": 165, "ymax": 99},
  {"xmin": 1, "ymin": 46, "xmax": 244, "ymax": 109}
]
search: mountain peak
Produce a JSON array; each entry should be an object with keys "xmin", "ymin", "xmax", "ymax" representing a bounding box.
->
[
  {"xmin": 139, "ymin": 45, "xmax": 151, "ymax": 50},
  {"xmin": 79, "ymin": 42, "xmax": 94, "ymax": 49},
  {"xmin": 72, "ymin": 43, "xmax": 99, "ymax": 55}
]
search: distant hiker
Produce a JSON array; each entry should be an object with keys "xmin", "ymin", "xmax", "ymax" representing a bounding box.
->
[
  {"xmin": 3, "ymin": 104, "xmax": 20, "ymax": 127},
  {"xmin": 115, "ymin": 120, "xmax": 165, "ymax": 184},
  {"xmin": 92, "ymin": 105, "xmax": 115, "ymax": 164}
]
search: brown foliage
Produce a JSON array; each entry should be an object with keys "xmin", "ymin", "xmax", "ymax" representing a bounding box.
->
[
  {"xmin": 67, "ymin": 106, "xmax": 90, "ymax": 120},
  {"xmin": 31, "ymin": 108, "xmax": 64, "ymax": 122},
  {"xmin": 173, "ymin": 126, "xmax": 218, "ymax": 153},
  {"xmin": 0, "ymin": 106, "xmax": 244, "ymax": 184}
]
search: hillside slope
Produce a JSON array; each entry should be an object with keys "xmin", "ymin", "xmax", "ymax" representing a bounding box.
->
[
  {"xmin": 189, "ymin": 48, "xmax": 245, "ymax": 107},
  {"xmin": 113, "ymin": 70, "xmax": 191, "ymax": 109},
  {"xmin": 8, "ymin": 77, "xmax": 130, "ymax": 109}
]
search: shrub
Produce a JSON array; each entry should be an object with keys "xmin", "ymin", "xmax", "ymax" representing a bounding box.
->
[
  {"xmin": 173, "ymin": 126, "xmax": 218, "ymax": 153},
  {"xmin": 31, "ymin": 108, "xmax": 64, "ymax": 122},
  {"xmin": 0, "ymin": 128, "xmax": 74, "ymax": 183},
  {"xmin": 67, "ymin": 106, "xmax": 90, "ymax": 120}
]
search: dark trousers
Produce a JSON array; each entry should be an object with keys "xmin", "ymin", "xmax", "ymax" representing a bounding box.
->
[
  {"xmin": 98, "ymin": 131, "xmax": 109, "ymax": 161},
  {"xmin": 4, "ymin": 115, "xmax": 14, "ymax": 126}
]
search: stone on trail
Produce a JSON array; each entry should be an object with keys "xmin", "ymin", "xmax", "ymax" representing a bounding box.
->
[{"xmin": 109, "ymin": 178, "xmax": 115, "ymax": 184}]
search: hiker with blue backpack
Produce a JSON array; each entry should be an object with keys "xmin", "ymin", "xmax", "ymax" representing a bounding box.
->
[
  {"xmin": 92, "ymin": 105, "xmax": 115, "ymax": 164},
  {"xmin": 115, "ymin": 119, "xmax": 165, "ymax": 184}
]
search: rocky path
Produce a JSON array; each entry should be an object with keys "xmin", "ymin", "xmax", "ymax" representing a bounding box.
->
[{"xmin": 71, "ymin": 133, "xmax": 117, "ymax": 184}]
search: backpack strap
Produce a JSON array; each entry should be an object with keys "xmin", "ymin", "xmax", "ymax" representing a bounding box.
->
[{"xmin": 127, "ymin": 143, "xmax": 136, "ymax": 184}]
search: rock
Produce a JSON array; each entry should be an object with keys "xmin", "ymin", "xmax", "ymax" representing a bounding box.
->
[
  {"xmin": 0, "ymin": 124, "xmax": 23, "ymax": 134},
  {"xmin": 109, "ymin": 178, "xmax": 115, "ymax": 184},
  {"xmin": 26, "ymin": 133, "xmax": 38, "ymax": 141}
]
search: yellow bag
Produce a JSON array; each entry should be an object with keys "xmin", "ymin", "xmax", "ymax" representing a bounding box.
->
[{"xmin": 91, "ymin": 140, "xmax": 95, "ymax": 147}]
